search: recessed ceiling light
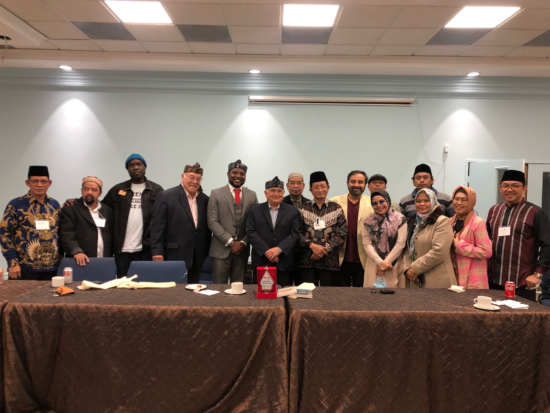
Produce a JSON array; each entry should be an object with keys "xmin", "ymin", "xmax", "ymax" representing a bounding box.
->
[
  {"xmin": 105, "ymin": 1, "xmax": 172, "ymax": 24},
  {"xmin": 248, "ymin": 69, "xmax": 261, "ymax": 74},
  {"xmin": 467, "ymin": 72, "xmax": 480, "ymax": 77},
  {"xmin": 59, "ymin": 65, "xmax": 72, "ymax": 71},
  {"xmin": 445, "ymin": 6, "xmax": 521, "ymax": 29},
  {"xmin": 283, "ymin": 4, "xmax": 339, "ymax": 27}
]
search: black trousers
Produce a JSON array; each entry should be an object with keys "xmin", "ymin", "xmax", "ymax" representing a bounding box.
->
[
  {"xmin": 489, "ymin": 280, "xmax": 536, "ymax": 301},
  {"xmin": 290, "ymin": 253, "xmax": 304, "ymax": 286},
  {"xmin": 20, "ymin": 270, "xmax": 57, "ymax": 281},
  {"xmin": 253, "ymin": 268, "xmax": 291, "ymax": 288},
  {"xmin": 301, "ymin": 268, "xmax": 339, "ymax": 286},
  {"xmin": 339, "ymin": 261, "xmax": 364, "ymax": 287},
  {"xmin": 115, "ymin": 249, "xmax": 152, "ymax": 277},
  {"xmin": 187, "ymin": 251, "xmax": 201, "ymax": 284}
]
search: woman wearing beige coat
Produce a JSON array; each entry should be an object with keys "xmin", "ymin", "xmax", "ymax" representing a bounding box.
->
[{"xmin": 403, "ymin": 188, "xmax": 455, "ymax": 288}]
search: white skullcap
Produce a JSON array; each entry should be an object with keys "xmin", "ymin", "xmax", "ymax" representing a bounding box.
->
[{"xmin": 287, "ymin": 172, "xmax": 304, "ymax": 182}]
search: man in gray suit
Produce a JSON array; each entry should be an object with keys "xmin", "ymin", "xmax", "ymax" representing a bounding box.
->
[{"xmin": 208, "ymin": 160, "xmax": 258, "ymax": 284}]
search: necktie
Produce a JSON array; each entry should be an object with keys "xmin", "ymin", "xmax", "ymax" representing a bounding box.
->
[{"xmin": 234, "ymin": 189, "xmax": 241, "ymax": 205}]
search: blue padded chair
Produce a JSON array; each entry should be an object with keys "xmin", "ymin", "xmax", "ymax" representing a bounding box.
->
[
  {"xmin": 200, "ymin": 257, "xmax": 214, "ymax": 284},
  {"xmin": 127, "ymin": 261, "xmax": 188, "ymax": 284},
  {"xmin": 56, "ymin": 257, "xmax": 117, "ymax": 282},
  {"xmin": 539, "ymin": 270, "xmax": 550, "ymax": 307}
]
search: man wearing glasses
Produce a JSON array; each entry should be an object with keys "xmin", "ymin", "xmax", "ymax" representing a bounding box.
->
[
  {"xmin": 487, "ymin": 169, "xmax": 550, "ymax": 300},
  {"xmin": 59, "ymin": 177, "xmax": 114, "ymax": 266},
  {"xmin": 0, "ymin": 166, "xmax": 61, "ymax": 280},
  {"xmin": 150, "ymin": 163, "xmax": 212, "ymax": 284}
]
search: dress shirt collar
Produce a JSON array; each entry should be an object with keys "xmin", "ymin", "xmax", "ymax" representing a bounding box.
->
[
  {"xmin": 182, "ymin": 184, "xmax": 198, "ymax": 200},
  {"xmin": 86, "ymin": 201, "xmax": 102, "ymax": 213}
]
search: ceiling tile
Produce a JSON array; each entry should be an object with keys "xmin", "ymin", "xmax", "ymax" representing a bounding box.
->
[
  {"xmin": 16, "ymin": 40, "xmax": 57, "ymax": 50},
  {"xmin": 223, "ymin": 5, "xmax": 280, "ymax": 27},
  {"xmin": 73, "ymin": 22, "xmax": 135, "ymax": 40},
  {"xmin": 427, "ymin": 28, "xmax": 491, "ymax": 45},
  {"xmin": 28, "ymin": 21, "xmax": 88, "ymax": 40},
  {"xmin": 414, "ymin": 45, "xmax": 469, "ymax": 56},
  {"xmin": 459, "ymin": 46, "xmax": 517, "ymax": 57},
  {"xmin": 379, "ymin": 28, "xmax": 439, "ymax": 46},
  {"xmin": 162, "ymin": 3, "xmax": 225, "ymax": 26},
  {"xmin": 94, "ymin": 40, "xmax": 146, "ymax": 52},
  {"xmin": 125, "ymin": 24, "xmax": 183, "ymax": 42},
  {"xmin": 475, "ymin": 29, "xmax": 544, "ymax": 47},
  {"xmin": 141, "ymin": 41, "xmax": 190, "ymax": 53},
  {"xmin": 0, "ymin": 0, "xmax": 65, "ymax": 22},
  {"xmin": 524, "ymin": 31, "xmax": 550, "ymax": 47},
  {"xmin": 505, "ymin": 46, "xmax": 550, "ymax": 58},
  {"xmin": 230, "ymin": 27, "xmax": 280, "ymax": 44},
  {"xmin": 325, "ymin": 45, "xmax": 373, "ymax": 55},
  {"xmin": 328, "ymin": 28, "xmax": 385, "ymax": 45},
  {"xmin": 391, "ymin": 7, "xmax": 461, "ymax": 29},
  {"xmin": 281, "ymin": 44, "xmax": 326, "ymax": 55},
  {"xmin": 370, "ymin": 45, "xmax": 421, "ymax": 56},
  {"xmin": 282, "ymin": 27, "xmax": 332, "ymax": 44},
  {"xmin": 337, "ymin": 6, "xmax": 400, "ymax": 28},
  {"xmin": 500, "ymin": 9, "xmax": 550, "ymax": 30},
  {"xmin": 48, "ymin": 39, "xmax": 101, "ymax": 51},
  {"xmin": 178, "ymin": 25, "xmax": 231, "ymax": 43},
  {"xmin": 44, "ymin": 0, "xmax": 118, "ymax": 23},
  {"xmin": 235, "ymin": 44, "xmax": 279, "ymax": 55},
  {"xmin": 187, "ymin": 42, "xmax": 235, "ymax": 54}
]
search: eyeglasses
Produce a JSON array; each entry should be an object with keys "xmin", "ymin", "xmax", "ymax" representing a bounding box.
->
[
  {"xmin": 28, "ymin": 179, "xmax": 49, "ymax": 185},
  {"xmin": 372, "ymin": 200, "xmax": 386, "ymax": 206},
  {"xmin": 185, "ymin": 176, "xmax": 202, "ymax": 183},
  {"xmin": 500, "ymin": 184, "xmax": 523, "ymax": 190}
]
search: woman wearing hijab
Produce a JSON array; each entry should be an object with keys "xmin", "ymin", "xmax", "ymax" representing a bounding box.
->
[
  {"xmin": 450, "ymin": 186, "xmax": 492, "ymax": 289},
  {"xmin": 362, "ymin": 190, "xmax": 408, "ymax": 288},
  {"xmin": 403, "ymin": 188, "xmax": 455, "ymax": 288}
]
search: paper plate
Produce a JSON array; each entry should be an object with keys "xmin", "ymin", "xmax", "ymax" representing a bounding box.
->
[
  {"xmin": 186, "ymin": 284, "xmax": 207, "ymax": 291},
  {"xmin": 225, "ymin": 289, "xmax": 246, "ymax": 295}
]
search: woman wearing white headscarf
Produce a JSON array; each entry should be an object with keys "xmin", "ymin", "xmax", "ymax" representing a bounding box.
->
[{"xmin": 403, "ymin": 188, "xmax": 455, "ymax": 288}]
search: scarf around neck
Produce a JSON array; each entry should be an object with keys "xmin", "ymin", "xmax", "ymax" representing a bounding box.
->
[
  {"xmin": 409, "ymin": 188, "xmax": 440, "ymax": 262},
  {"xmin": 449, "ymin": 186, "xmax": 477, "ymax": 235}
]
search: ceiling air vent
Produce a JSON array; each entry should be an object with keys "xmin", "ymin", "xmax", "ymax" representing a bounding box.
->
[{"xmin": 249, "ymin": 96, "xmax": 416, "ymax": 107}]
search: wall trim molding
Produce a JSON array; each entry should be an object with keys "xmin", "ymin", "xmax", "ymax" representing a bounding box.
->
[{"xmin": 1, "ymin": 68, "xmax": 550, "ymax": 99}]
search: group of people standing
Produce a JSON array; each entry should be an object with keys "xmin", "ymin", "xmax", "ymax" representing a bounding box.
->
[{"xmin": 1, "ymin": 155, "xmax": 549, "ymax": 302}]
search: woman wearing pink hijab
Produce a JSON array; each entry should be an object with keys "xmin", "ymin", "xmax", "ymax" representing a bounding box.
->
[{"xmin": 450, "ymin": 186, "xmax": 492, "ymax": 288}]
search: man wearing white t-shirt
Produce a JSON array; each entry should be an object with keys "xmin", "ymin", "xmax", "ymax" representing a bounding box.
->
[{"xmin": 102, "ymin": 154, "xmax": 164, "ymax": 276}]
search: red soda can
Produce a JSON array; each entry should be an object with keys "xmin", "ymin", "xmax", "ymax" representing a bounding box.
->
[{"xmin": 505, "ymin": 281, "xmax": 515, "ymax": 298}]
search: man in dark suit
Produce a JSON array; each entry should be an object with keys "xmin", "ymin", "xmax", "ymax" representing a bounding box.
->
[
  {"xmin": 60, "ymin": 176, "xmax": 114, "ymax": 266},
  {"xmin": 247, "ymin": 176, "xmax": 300, "ymax": 287},
  {"xmin": 282, "ymin": 172, "xmax": 310, "ymax": 286},
  {"xmin": 150, "ymin": 163, "xmax": 211, "ymax": 283}
]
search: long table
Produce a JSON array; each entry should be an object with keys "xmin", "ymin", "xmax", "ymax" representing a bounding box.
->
[
  {"xmin": 3, "ymin": 284, "xmax": 288, "ymax": 413},
  {"xmin": 286, "ymin": 288, "xmax": 550, "ymax": 413},
  {"xmin": 0, "ymin": 281, "xmax": 50, "ymax": 413}
]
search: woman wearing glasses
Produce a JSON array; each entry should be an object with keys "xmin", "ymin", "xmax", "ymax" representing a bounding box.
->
[
  {"xmin": 362, "ymin": 190, "xmax": 407, "ymax": 288},
  {"xmin": 450, "ymin": 186, "xmax": 492, "ymax": 289}
]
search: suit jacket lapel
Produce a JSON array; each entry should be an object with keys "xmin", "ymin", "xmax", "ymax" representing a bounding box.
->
[
  {"xmin": 274, "ymin": 203, "xmax": 286, "ymax": 229},
  {"xmin": 262, "ymin": 204, "xmax": 273, "ymax": 230},
  {"xmin": 76, "ymin": 199, "xmax": 96, "ymax": 226},
  {"xmin": 178, "ymin": 185, "xmax": 194, "ymax": 225},
  {"xmin": 222, "ymin": 185, "xmax": 236, "ymax": 218}
]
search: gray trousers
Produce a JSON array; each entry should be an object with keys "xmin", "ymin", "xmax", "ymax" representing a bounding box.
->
[{"xmin": 212, "ymin": 254, "xmax": 248, "ymax": 284}]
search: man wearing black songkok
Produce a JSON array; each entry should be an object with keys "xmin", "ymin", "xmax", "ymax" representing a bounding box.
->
[
  {"xmin": 247, "ymin": 176, "xmax": 300, "ymax": 287},
  {"xmin": 487, "ymin": 169, "xmax": 550, "ymax": 301}
]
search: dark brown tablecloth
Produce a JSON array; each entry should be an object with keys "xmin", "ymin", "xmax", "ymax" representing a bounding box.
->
[
  {"xmin": 0, "ymin": 281, "xmax": 50, "ymax": 413},
  {"xmin": 287, "ymin": 288, "xmax": 550, "ymax": 413},
  {"xmin": 3, "ymin": 283, "xmax": 288, "ymax": 413}
]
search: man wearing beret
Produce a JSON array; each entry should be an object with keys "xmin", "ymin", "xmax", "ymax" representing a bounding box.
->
[
  {"xmin": 367, "ymin": 174, "xmax": 402, "ymax": 213},
  {"xmin": 208, "ymin": 159, "xmax": 258, "ymax": 284},
  {"xmin": 247, "ymin": 176, "xmax": 300, "ymax": 287},
  {"xmin": 60, "ymin": 176, "xmax": 114, "ymax": 266},
  {"xmin": 487, "ymin": 169, "xmax": 550, "ymax": 300},
  {"xmin": 1, "ymin": 166, "xmax": 62, "ymax": 280},
  {"xmin": 399, "ymin": 164, "xmax": 454, "ymax": 219},
  {"xmin": 151, "ymin": 163, "xmax": 212, "ymax": 283}
]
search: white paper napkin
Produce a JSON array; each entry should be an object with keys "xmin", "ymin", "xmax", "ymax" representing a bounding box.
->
[{"xmin": 493, "ymin": 300, "xmax": 529, "ymax": 309}]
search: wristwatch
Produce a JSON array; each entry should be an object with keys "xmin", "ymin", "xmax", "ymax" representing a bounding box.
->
[
  {"xmin": 535, "ymin": 272, "xmax": 544, "ymax": 279},
  {"xmin": 228, "ymin": 240, "xmax": 235, "ymax": 247}
]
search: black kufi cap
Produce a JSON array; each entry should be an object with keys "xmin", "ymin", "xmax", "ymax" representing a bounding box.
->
[
  {"xmin": 266, "ymin": 176, "xmax": 284, "ymax": 189},
  {"xmin": 310, "ymin": 171, "xmax": 328, "ymax": 187},
  {"xmin": 28, "ymin": 166, "xmax": 49, "ymax": 178},
  {"xmin": 414, "ymin": 163, "xmax": 432, "ymax": 176},
  {"xmin": 368, "ymin": 174, "xmax": 387, "ymax": 185},
  {"xmin": 501, "ymin": 169, "xmax": 525, "ymax": 185},
  {"xmin": 228, "ymin": 159, "xmax": 248, "ymax": 173}
]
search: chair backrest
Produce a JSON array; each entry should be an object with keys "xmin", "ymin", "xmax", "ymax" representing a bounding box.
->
[
  {"xmin": 127, "ymin": 261, "xmax": 188, "ymax": 284},
  {"xmin": 200, "ymin": 257, "xmax": 213, "ymax": 284},
  {"xmin": 57, "ymin": 257, "xmax": 117, "ymax": 282}
]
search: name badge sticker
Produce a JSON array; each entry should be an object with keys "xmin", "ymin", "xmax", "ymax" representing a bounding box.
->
[
  {"xmin": 498, "ymin": 226, "xmax": 511, "ymax": 237},
  {"xmin": 35, "ymin": 220, "xmax": 50, "ymax": 230},
  {"xmin": 314, "ymin": 218, "xmax": 326, "ymax": 230},
  {"xmin": 94, "ymin": 218, "xmax": 106, "ymax": 228},
  {"xmin": 118, "ymin": 190, "xmax": 127, "ymax": 196}
]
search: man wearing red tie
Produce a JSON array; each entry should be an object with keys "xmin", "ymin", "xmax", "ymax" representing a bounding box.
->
[{"xmin": 207, "ymin": 160, "xmax": 258, "ymax": 284}]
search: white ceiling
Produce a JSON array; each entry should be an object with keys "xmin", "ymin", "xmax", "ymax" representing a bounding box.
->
[{"xmin": 0, "ymin": 0, "xmax": 550, "ymax": 76}]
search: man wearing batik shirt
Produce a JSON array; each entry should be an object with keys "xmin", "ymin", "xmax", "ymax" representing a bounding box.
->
[
  {"xmin": 487, "ymin": 169, "xmax": 550, "ymax": 301},
  {"xmin": 0, "ymin": 166, "xmax": 61, "ymax": 280},
  {"xmin": 298, "ymin": 171, "xmax": 347, "ymax": 286}
]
